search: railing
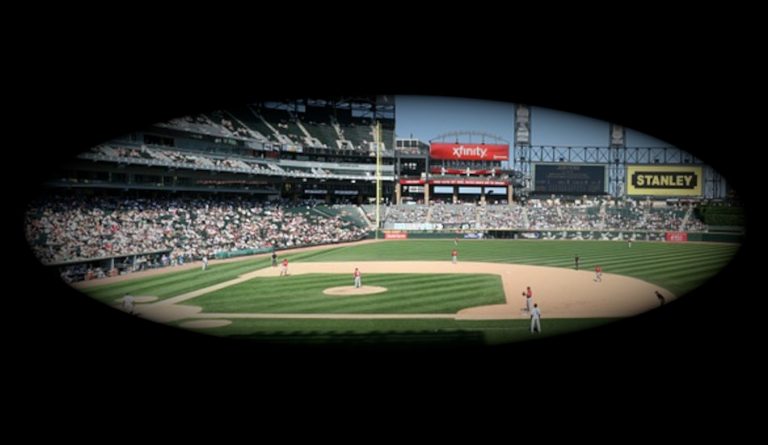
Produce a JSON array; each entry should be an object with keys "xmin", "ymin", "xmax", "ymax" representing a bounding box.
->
[{"xmin": 78, "ymin": 153, "xmax": 395, "ymax": 181}]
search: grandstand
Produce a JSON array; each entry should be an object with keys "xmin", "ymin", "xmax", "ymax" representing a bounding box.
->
[
  {"xmin": 25, "ymin": 96, "xmax": 740, "ymax": 286},
  {"xmin": 26, "ymin": 97, "xmax": 399, "ymax": 282},
  {"xmin": 21, "ymin": 95, "xmax": 747, "ymax": 348}
]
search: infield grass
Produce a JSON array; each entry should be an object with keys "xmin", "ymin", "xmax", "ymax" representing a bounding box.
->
[{"xmin": 82, "ymin": 240, "xmax": 739, "ymax": 306}]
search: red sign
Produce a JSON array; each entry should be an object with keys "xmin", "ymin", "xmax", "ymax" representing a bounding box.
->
[
  {"xmin": 430, "ymin": 167, "xmax": 499, "ymax": 176},
  {"xmin": 399, "ymin": 179, "xmax": 425, "ymax": 185},
  {"xmin": 430, "ymin": 179, "xmax": 508, "ymax": 186},
  {"xmin": 665, "ymin": 232, "xmax": 689, "ymax": 242},
  {"xmin": 430, "ymin": 143, "xmax": 509, "ymax": 161},
  {"xmin": 384, "ymin": 232, "xmax": 408, "ymax": 239}
]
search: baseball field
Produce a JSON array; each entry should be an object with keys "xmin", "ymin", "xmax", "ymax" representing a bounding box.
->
[{"xmin": 74, "ymin": 239, "xmax": 739, "ymax": 345}]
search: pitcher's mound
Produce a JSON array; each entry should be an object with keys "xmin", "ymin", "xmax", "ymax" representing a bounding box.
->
[
  {"xmin": 180, "ymin": 319, "xmax": 232, "ymax": 329},
  {"xmin": 323, "ymin": 286, "xmax": 388, "ymax": 296}
]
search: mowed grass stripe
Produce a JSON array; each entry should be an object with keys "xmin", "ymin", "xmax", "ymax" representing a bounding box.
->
[
  {"xmin": 82, "ymin": 240, "xmax": 739, "ymax": 305},
  {"xmin": 84, "ymin": 259, "xmax": 272, "ymax": 303},
  {"xmin": 208, "ymin": 275, "xmax": 498, "ymax": 314},
  {"xmin": 82, "ymin": 246, "xmax": 336, "ymax": 303},
  {"xmin": 301, "ymin": 240, "xmax": 737, "ymax": 265},
  {"xmin": 610, "ymin": 255, "xmax": 734, "ymax": 276},
  {"xmin": 318, "ymin": 280, "xmax": 500, "ymax": 314},
  {"xmin": 495, "ymin": 246, "xmax": 734, "ymax": 269},
  {"xmin": 200, "ymin": 275, "xmax": 498, "ymax": 314},
  {"xmin": 301, "ymin": 240, "xmax": 739, "ymax": 297},
  {"xmin": 611, "ymin": 256, "xmax": 734, "ymax": 278},
  {"xmin": 187, "ymin": 273, "xmax": 505, "ymax": 314},
  {"xmin": 592, "ymin": 248, "xmax": 731, "ymax": 268},
  {"xmin": 183, "ymin": 317, "xmax": 618, "ymax": 345}
]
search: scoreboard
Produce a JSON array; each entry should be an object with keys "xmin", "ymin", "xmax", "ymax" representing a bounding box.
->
[{"xmin": 533, "ymin": 164, "xmax": 607, "ymax": 194}]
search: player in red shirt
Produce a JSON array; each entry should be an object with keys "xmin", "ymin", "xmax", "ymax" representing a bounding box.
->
[
  {"xmin": 594, "ymin": 265, "xmax": 602, "ymax": 282},
  {"xmin": 354, "ymin": 267, "xmax": 362, "ymax": 288},
  {"xmin": 451, "ymin": 248, "xmax": 458, "ymax": 264},
  {"xmin": 280, "ymin": 258, "xmax": 289, "ymax": 276},
  {"xmin": 524, "ymin": 286, "xmax": 533, "ymax": 312}
]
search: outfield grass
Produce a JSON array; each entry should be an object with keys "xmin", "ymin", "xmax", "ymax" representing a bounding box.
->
[
  {"xmin": 296, "ymin": 240, "xmax": 739, "ymax": 296},
  {"xmin": 82, "ymin": 240, "xmax": 738, "ymax": 307},
  {"xmin": 186, "ymin": 273, "xmax": 505, "ymax": 314},
  {"xmin": 84, "ymin": 254, "xmax": 313, "ymax": 304},
  {"xmin": 77, "ymin": 239, "xmax": 738, "ymax": 344}
]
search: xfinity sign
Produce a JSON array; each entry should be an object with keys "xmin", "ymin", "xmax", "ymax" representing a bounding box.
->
[
  {"xmin": 429, "ymin": 142, "xmax": 509, "ymax": 161},
  {"xmin": 453, "ymin": 145, "xmax": 488, "ymax": 159}
]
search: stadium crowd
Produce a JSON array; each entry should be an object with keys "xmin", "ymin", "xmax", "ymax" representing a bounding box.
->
[
  {"xmin": 25, "ymin": 195, "xmax": 368, "ymax": 266},
  {"xmin": 380, "ymin": 200, "xmax": 707, "ymax": 231}
]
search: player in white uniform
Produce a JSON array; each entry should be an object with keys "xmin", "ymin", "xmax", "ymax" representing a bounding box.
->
[
  {"xmin": 530, "ymin": 303, "xmax": 541, "ymax": 334},
  {"xmin": 354, "ymin": 268, "xmax": 362, "ymax": 288},
  {"xmin": 122, "ymin": 293, "xmax": 135, "ymax": 315},
  {"xmin": 202, "ymin": 255, "xmax": 208, "ymax": 271}
]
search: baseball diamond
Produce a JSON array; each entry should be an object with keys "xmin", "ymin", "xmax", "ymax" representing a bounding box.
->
[
  {"xmin": 25, "ymin": 96, "xmax": 744, "ymax": 346},
  {"xmin": 72, "ymin": 239, "xmax": 739, "ymax": 344}
]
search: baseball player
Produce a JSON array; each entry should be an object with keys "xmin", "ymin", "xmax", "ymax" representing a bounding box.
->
[
  {"xmin": 574, "ymin": 254, "xmax": 580, "ymax": 271},
  {"xmin": 122, "ymin": 293, "xmax": 135, "ymax": 315},
  {"xmin": 271, "ymin": 251, "xmax": 278, "ymax": 267},
  {"xmin": 655, "ymin": 290, "xmax": 665, "ymax": 306},
  {"xmin": 523, "ymin": 286, "xmax": 533, "ymax": 312},
  {"xmin": 202, "ymin": 255, "xmax": 208, "ymax": 271},
  {"xmin": 354, "ymin": 267, "xmax": 362, "ymax": 288},
  {"xmin": 280, "ymin": 258, "xmax": 289, "ymax": 276},
  {"xmin": 530, "ymin": 303, "xmax": 541, "ymax": 334},
  {"xmin": 594, "ymin": 265, "xmax": 602, "ymax": 282},
  {"xmin": 451, "ymin": 248, "xmax": 458, "ymax": 264}
]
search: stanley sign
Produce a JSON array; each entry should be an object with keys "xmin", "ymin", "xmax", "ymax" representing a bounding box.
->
[{"xmin": 626, "ymin": 165, "xmax": 703, "ymax": 196}]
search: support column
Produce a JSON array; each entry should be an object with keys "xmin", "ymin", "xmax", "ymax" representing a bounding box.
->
[
  {"xmin": 395, "ymin": 183, "xmax": 401, "ymax": 205},
  {"xmin": 424, "ymin": 184, "xmax": 430, "ymax": 204},
  {"xmin": 508, "ymin": 184, "xmax": 513, "ymax": 204}
]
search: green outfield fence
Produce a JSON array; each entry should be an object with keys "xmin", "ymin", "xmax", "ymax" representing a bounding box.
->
[{"xmin": 378, "ymin": 230, "xmax": 743, "ymax": 243}]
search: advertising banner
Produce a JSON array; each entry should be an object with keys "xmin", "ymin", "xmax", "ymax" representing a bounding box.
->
[
  {"xmin": 665, "ymin": 231, "xmax": 689, "ymax": 242},
  {"xmin": 627, "ymin": 165, "xmax": 703, "ymax": 196},
  {"xmin": 430, "ymin": 143, "xmax": 509, "ymax": 161},
  {"xmin": 431, "ymin": 179, "xmax": 507, "ymax": 186}
]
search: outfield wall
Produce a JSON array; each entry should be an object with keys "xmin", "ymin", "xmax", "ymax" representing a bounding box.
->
[{"xmin": 379, "ymin": 230, "xmax": 743, "ymax": 243}]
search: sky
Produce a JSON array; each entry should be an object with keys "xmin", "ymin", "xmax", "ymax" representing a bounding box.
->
[{"xmin": 394, "ymin": 95, "xmax": 671, "ymax": 148}]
